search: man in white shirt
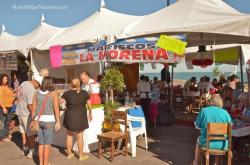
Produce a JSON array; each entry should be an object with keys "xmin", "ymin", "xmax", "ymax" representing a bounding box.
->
[
  {"xmin": 198, "ymin": 76, "xmax": 214, "ymax": 93},
  {"xmin": 16, "ymin": 74, "xmax": 43, "ymax": 158},
  {"xmin": 80, "ymin": 72, "xmax": 101, "ymax": 105},
  {"xmin": 137, "ymin": 75, "xmax": 151, "ymax": 121}
]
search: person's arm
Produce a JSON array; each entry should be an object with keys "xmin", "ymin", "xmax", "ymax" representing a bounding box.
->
[
  {"xmin": 195, "ymin": 109, "xmax": 204, "ymax": 129},
  {"xmin": 87, "ymin": 100, "xmax": 92, "ymax": 121},
  {"xmin": 0, "ymin": 88, "xmax": 8, "ymax": 114},
  {"xmin": 26, "ymin": 89, "xmax": 36, "ymax": 113},
  {"xmin": 52, "ymin": 92, "xmax": 60, "ymax": 131},
  {"xmin": 29, "ymin": 95, "xmax": 37, "ymax": 129},
  {"xmin": 31, "ymin": 95, "xmax": 37, "ymax": 120}
]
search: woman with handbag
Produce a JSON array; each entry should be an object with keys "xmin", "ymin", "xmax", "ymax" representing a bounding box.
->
[
  {"xmin": 61, "ymin": 78, "xmax": 92, "ymax": 161},
  {"xmin": 31, "ymin": 77, "xmax": 60, "ymax": 165}
]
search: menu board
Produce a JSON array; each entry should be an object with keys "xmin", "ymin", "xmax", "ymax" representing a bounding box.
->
[{"xmin": 0, "ymin": 54, "xmax": 18, "ymax": 71}]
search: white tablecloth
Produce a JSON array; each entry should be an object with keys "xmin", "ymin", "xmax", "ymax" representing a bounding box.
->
[
  {"xmin": 52, "ymin": 107, "xmax": 104, "ymax": 153},
  {"xmin": 232, "ymin": 126, "xmax": 250, "ymax": 137}
]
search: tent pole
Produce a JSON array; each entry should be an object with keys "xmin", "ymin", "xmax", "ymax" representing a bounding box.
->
[
  {"xmin": 239, "ymin": 47, "xmax": 244, "ymax": 92},
  {"xmin": 170, "ymin": 64, "xmax": 174, "ymax": 109}
]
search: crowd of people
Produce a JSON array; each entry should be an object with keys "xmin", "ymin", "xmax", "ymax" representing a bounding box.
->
[
  {"xmin": 183, "ymin": 74, "xmax": 244, "ymax": 110},
  {"xmin": 183, "ymin": 74, "xmax": 250, "ymax": 165},
  {"xmin": 0, "ymin": 69, "xmax": 98, "ymax": 165},
  {"xmin": 1, "ymin": 66, "xmax": 250, "ymax": 164}
]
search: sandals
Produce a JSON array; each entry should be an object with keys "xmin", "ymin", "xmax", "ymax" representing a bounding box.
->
[
  {"xmin": 79, "ymin": 154, "xmax": 89, "ymax": 161},
  {"xmin": 67, "ymin": 153, "xmax": 74, "ymax": 159}
]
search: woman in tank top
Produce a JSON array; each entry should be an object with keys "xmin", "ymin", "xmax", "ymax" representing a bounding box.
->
[{"xmin": 31, "ymin": 77, "xmax": 60, "ymax": 165}]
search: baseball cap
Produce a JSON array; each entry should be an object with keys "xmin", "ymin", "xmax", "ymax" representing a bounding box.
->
[{"xmin": 33, "ymin": 74, "xmax": 43, "ymax": 85}]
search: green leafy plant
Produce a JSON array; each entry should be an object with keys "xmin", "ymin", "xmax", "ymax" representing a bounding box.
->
[
  {"xmin": 100, "ymin": 68, "xmax": 126, "ymax": 103},
  {"xmin": 100, "ymin": 68, "xmax": 125, "ymax": 132},
  {"xmin": 212, "ymin": 66, "xmax": 225, "ymax": 78}
]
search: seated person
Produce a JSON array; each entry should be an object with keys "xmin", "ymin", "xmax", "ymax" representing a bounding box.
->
[
  {"xmin": 192, "ymin": 94, "xmax": 232, "ymax": 165},
  {"xmin": 222, "ymin": 86, "xmax": 234, "ymax": 111},
  {"xmin": 233, "ymin": 92, "xmax": 250, "ymax": 127},
  {"xmin": 184, "ymin": 77, "xmax": 196, "ymax": 92}
]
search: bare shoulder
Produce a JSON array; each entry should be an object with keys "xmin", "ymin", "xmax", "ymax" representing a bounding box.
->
[{"xmin": 50, "ymin": 91, "xmax": 58, "ymax": 98}]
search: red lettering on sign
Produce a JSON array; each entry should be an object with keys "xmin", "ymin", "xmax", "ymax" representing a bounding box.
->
[
  {"xmin": 86, "ymin": 53, "xmax": 94, "ymax": 61},
  {"xmin": 156, "ymin": 49, "xmax": 168, "ymax": 60},
  {"xmin": 108, "ymin": 50, "xmax": 118, "ymax": 59},
  {"xmin": 80, "ymin": 53, "xmax": 85, "ymax": 62},
  {"xmin": 119, "ymin": 50, "xmax": 130, "ymax": 60},
  {"xmin": 98, "ymin": 51, "xmax": 106, "ymax": 60},
  {"xmin": 142, "ymin": 49, "xmax": 154, "ymax": 60},
  {"xmin": 132, "ymin": 50, "xmax": 141, "ymax": 60}
]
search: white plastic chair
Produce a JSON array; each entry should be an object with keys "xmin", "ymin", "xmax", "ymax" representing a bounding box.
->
[{"xmin": 127, "ymin": 115, "xmax": 148, "ymax": 157}]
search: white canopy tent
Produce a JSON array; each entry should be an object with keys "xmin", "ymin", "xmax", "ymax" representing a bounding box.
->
[
  {"xmin": 118, "ymin": 0, "xmax": 250, "ymax": 47},
  {"xmin": 32, "ymin": 0, "xmax": 142, "ymax": 82},
  {"xmin": 0, "ymin": 15, "xmax": 65, "ymax": 57},
  {"xmin": 36, "ymin": 0, "xmax": 141, "ymax": 50},
  {"xmin": 0, "ymin": 25, "xmax": 20, "ymax": 55}
]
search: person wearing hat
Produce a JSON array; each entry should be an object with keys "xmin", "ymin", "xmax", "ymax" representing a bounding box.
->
[{"xmin": 15, "ymin": 74, "xmax": 43, "ymax": 158}]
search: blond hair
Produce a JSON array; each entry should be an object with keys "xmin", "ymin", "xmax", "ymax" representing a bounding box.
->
[
  {"xmin": 70, "ymin": 78, "xmax": 81, "ymax": 92},
  {"xmin": 209, "ymin": 94, "xmax": 223, "ymax": 108}
]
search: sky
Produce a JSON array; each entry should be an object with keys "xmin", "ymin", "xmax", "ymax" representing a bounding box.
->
[{"xmin": 0, "ymin": 0, "xmax": 250, "ymax": 73}]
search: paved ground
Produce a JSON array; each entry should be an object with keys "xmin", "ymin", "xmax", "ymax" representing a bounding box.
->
[{"xmin": 0, "ymin": 124, "xmax": 249, "ymax": 165}]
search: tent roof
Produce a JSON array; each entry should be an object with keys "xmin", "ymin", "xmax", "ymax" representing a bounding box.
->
[
  {"xmin": 36, "ymin": 6, "xmax": 140, "ymax": 50},
  {"xmin": 118, "ymin": 0, "xmax": 250, "ymax": 46},
  {"xmin": 0, "ymin": 25, "xmax": 20, "ymax": 54},
  {"xmin": 0, "ymin": 15, "xmax": 65, "ymax": 56}
]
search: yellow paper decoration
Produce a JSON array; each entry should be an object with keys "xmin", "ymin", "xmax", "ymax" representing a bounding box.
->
[
  {"xmin": 156, "ymin": 35, "xmax": 187, "ymax": 56},
  {"xmin": 214, "ymin": 47, "xmax": 239, "ymax": 65}
]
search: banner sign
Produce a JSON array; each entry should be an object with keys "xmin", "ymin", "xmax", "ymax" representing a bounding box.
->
[{"xmin": 61, "ymin": 35, "xmax": 185, "ymax": 66}]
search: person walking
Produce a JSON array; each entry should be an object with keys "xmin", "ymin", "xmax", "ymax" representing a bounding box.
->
[
  {"xmin": 31, "ymin": 76, "xmax": 60, "ymax": 165},
  {"xmin": 15, "ymin": 74, "xmax": 43, "ymax": 158},
  {"xmin": 61, "ymin": 78, "xmax": 92, "ymax": 161}
]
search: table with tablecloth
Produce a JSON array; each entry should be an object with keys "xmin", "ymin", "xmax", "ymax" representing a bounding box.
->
[
  {"xmin": 52, "ymin": 107, "xmax": 104, "ymax": 153},
  {"xmin": 232, "ymin": 126, "xmax": 250, "ymax": 137}
]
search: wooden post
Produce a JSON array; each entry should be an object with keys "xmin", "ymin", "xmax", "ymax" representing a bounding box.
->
[{"xmin": 239, "ymin": 47, "xmax": 244, "ymax": 92}]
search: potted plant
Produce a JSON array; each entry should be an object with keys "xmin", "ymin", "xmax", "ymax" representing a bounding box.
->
[{"xmin": 100, "ymin": 68, "xmax": 126, "ymax": 132}]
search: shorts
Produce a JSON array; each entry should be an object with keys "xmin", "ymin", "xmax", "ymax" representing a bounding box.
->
[
  {"xmin": 19, "ymin": 115, "xmax": 32, "ymax": 136},
  {"xmin": 37, "ymin": 122, "xmax": 55, "ymax": 145}
]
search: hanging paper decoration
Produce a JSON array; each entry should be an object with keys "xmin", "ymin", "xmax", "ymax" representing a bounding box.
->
[
  {"xmin": 191, "ymin": 45, "xmax": 213, "ymax": 68},
  {"xmin": 156, "ymin": 35, "xmax": 187, "ymax": 56},
  {"xmin": 50, "ymin": 45, "xmax": 62, "ymax": 68}
]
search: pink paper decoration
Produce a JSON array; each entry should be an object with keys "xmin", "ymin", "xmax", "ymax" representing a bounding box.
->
[{"xmin": 50, "ymin": 45, "xmax": 62, "ymax": 68}]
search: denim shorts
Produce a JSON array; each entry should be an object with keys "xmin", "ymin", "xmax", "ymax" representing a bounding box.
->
[{"xmin": 37, "ymin": 121, "xmax": 55, "ymax": 145}]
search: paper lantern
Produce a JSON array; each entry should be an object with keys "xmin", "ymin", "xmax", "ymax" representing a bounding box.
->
[{"xmin": 191, "ymin": 45, "xmax": 213, "ymax": 68}]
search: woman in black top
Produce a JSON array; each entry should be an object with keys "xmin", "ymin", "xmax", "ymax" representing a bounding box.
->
[{"xmin": 61, "ymin": 78, "xmax": 92, "ymax": 161}]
